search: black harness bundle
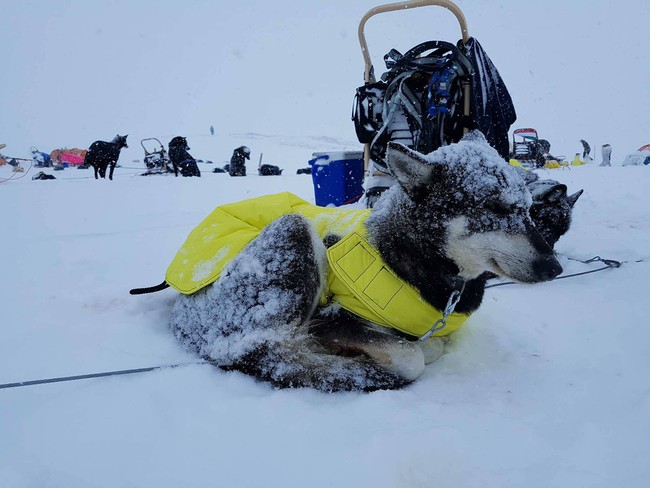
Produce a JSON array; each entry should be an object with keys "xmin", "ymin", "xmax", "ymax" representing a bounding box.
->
[{"xmin": 353, "ymin": 37, "xmax": 516, "ymax": 171}]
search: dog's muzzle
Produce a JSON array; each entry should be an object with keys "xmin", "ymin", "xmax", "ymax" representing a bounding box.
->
[{"xmin": 532, "ymin": 255, "xmax": 563, "ymax": 281}]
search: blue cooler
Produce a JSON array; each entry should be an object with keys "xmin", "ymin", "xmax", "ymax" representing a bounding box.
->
[{"xmin": 308, "ymin": 151, "xmax": 364, "ymax": 207}]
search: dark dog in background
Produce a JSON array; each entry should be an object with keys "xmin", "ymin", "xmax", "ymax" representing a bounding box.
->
[
  {"xmin": 512, "ymin": 167, "xmax": 583, "ymax": 248},
  {"xmin": 85, "ymin": 134, "xmax": 128, "ymax": 180},
  {"xmin": 168, "ymin": 136, "xmax": 201, "ymax": 177},
  {"xmin": 528, "ymin": 179, "xmax": 583, "ymax": 248},
  {"xmin": 258, "ymin": 164, "xmax": 283, "ymax": 176},
  {"xmin": 229, "ymin": 146, "xmax": 250, "ymax": 177}
]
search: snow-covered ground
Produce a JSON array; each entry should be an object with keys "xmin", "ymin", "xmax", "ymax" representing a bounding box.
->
[
  {"xmin": 1, "ymin": 162, "xmax": 649, "ymax": 487},
  {"xmin": 2, "ymin": 0, "xmax": 649, "ymax": 487}
]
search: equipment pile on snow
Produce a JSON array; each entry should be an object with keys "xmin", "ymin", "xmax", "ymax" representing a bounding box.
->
[{"xmin": 351, "ymin": 0, "xmax": 516, "ymax": 207}]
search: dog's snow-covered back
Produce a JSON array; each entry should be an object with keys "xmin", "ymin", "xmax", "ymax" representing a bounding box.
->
[{"xmin": 170, "ymin": 131, "xmax": 562, "ymax": 391}]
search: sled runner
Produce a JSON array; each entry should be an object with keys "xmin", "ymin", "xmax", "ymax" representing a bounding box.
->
[{"xmin": 352, "ymin": 0, "xmax": 516, "ymax": 207}]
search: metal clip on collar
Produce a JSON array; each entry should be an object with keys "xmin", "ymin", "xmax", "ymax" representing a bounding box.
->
[{"xmin": 419, "ymin": 282, "xmax": 466, "ymax": 342}]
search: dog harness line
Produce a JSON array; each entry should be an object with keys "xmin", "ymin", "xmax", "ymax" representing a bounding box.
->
[{"xmin": 165, "ymin": 192, "xmax": 470, "ymax": 338}]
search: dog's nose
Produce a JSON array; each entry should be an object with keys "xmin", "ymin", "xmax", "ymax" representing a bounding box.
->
[{"xmin": 532, "ymin": 256, "xmax": 563, "ymax": 281}]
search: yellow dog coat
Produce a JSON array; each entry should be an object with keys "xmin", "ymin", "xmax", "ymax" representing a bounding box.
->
[{"xmin": 166, "ymin": 192, "xmax": 469, "ymax": 337}]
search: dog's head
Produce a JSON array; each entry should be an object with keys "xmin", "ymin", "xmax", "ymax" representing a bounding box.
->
[
  {"xmin": 169, "ymin": 136, "xmax": 190, "ymax": 151},
  {"xmin": 237, "ymin": 146, "xmax": 251, "ymax": 160},
  {"xmin": 112, "ymin": 134, "xmax": 128, "ymax": 149},
  {"xmin": 528, "ymin": 180, "xmax": 583, "ymax": 248},
  {"xmin": 510, "ymin": 168, "xmax": 583, "ymax": 249},
  {"xmin": 384, "ymin": 131, "xmax": 562, "ymax": 283}
]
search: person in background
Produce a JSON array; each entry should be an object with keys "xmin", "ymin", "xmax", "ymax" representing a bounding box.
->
[
  {"xmin": 600, "ymin": 144, "xmax": 612, "ymax": 167},
  {"xmin": 229, "ymin": 146, "xmax": 250, "ymax": 177},
  {"xmin": 580, "ymin": 139, "xmax": 593, "ymax": 163}
]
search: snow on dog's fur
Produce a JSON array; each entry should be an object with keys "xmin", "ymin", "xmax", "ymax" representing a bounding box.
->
[{"xmin": 170, "ymin": 131, "xmax": 562, "ymax": 391}]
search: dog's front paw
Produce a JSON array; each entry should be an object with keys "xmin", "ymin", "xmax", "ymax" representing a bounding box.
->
[
  {"xmin": 418, "ymin": 337, "xmax": 445, "ymax": 364},
  {"xmin": 362, "ymin": 339, "xmax": 425, "ymax": 381}
]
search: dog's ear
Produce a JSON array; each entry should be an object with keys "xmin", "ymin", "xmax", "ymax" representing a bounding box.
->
[
  {"xmin": 543, "ymin": 184, "xmax": 568, "ymax": 204},
  {"xmin": 460, "ymin": 129, "xmax": 487, "ymax": 144},
  {"xmin": 567, "ymin": 189, "xmax": 584, "ymax": 207},
  {"xmin": 386, "ymin": 142, "xmax": 438, "ymax": 199}
]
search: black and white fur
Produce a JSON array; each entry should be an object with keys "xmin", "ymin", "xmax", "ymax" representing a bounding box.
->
[
  {"xmin": 168, "ymin": 136, "xmax": 201, "ymax": 177},
  {"xmin": 258, "ymin": 164, "xmax": 283, "ymax": 176},
  {"xmin": 85, "ymin": 134, "xmax": 128, "ymax": 180},
  {"xmin": 528, "ymin": 179, "xmax": 583, "ymax": 248},
  {"xmin": 170, "ymin": 131, "xmax": 562, "ymax": 391}
]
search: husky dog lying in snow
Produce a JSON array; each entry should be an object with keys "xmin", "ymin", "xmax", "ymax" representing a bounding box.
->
[{"xmin": 166, "ymin": 131, "xmax": 562, "ymax": 391}]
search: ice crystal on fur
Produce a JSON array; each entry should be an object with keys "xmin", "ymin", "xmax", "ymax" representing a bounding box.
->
[
  {"xmin": 428, "ymin": 131, "xmax": 531, "ymax": 209},
  {"xmin": 370, "ymin": 131, "xmax": 532, "ymax": 237}
]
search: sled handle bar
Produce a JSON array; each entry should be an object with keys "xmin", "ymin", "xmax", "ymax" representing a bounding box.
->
[
  {"xmin": 358, "ymin": 0, "xmax": 471, "ymax": 170},
  {"xmin": 358, "ymin": 0, "xmax": 470, "ymax": 83}
]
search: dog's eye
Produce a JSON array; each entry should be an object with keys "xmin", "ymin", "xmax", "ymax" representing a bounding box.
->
[{"xmin": 484, "ymin": 199, "xmax": 512, "ymax": 215}]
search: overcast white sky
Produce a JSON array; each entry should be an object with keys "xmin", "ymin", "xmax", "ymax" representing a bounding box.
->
[{"xmin": 2, "ymin": 0, "xmax": 648, "ymax": 162}]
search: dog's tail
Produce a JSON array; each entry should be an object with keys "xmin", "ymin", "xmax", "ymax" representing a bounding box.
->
[{"xmin": 130, "ymin": 280, "xmax": 169, "ymax": 295}]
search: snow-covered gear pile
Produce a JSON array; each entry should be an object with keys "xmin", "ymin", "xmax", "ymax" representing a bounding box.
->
[
  {"xmin": 352, "ymin": 37, "xmax": 515, "ymax": 173},
  {"xmin": 31, "ymin": 171, "xmax": 56, "ymax": 180},
  {"xmin": 50, "ymin": 148, "xmax": 87, "ymax": 167},
  {"xmin": 622, "ymin": 144, "xmax": 650, "ymax": 166},
  {"xmin": 351, "ymin": 2, "xmax": 516, "ymax": 208},
  {"xmin": 31, "ymin": 147, "xmax": 52, "ymax": 168}
]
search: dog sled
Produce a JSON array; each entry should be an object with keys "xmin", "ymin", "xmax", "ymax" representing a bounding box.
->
[
  {"xmin": 351, "ymin": 0, "xmax": 516, "ymax": 207},
  {"xmin": 140, "ymin": 137, "xmax": 173, "ymax": 175},
  {"xmin": 508, "ymin": 128, "xmax": 568, "ymax": 170},
  {"xmin": 509, "ymin": 128, "xmax": 540, "ymax": 169}
]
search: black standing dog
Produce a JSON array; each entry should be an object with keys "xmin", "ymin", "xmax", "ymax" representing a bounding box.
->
[
  {"xmin": 168, "ymin": 136, "xmax": 201, "ymax": 177},
  {"xmin": 85, "ymin": 134, "xmax": 128, "ymax": 180}
]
